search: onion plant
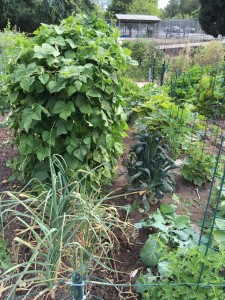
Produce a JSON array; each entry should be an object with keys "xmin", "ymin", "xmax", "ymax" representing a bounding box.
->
[{"xmin": 0, "ymin": 155, "xmax": 128, "ymax": 299}]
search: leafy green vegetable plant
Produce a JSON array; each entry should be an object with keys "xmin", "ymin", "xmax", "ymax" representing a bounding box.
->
[
  {"xmin": 170, "ymin": 64, "xmax": 225, "ymax": 118},
  {"xmin": 136, "ymin": 247, "xmax": 225, "ymax": 299},
  {"xmin": 122, "ymin": 41, "xmax": 164, "ymax": 81},
  {"xmin": 135, "ymin": 203, "xmax": 199, "ymax": 267},
  {"xmin": 203, "ymin": 194, "xmax": 225, "ymax": 251},
  {"xmin": 170, "ymin": 65, "xmax": 202, "ymax": 105},
  {"xmin": 133, "ymin": 87, "xmax": 197, "ymax": 159},
  {"xmin": 6, "ymin": 14, "xmax": 135, "ymax": 183},
  {"xmin": 125, "ymin": 133, "xmax": 178, "ymax": 210},
  {"xmin": 195, "ymin": 74, "xmax": 225, "ymax": 118},
  {"xmin": 182, "ymin": 143, "xmax": 215, "ymax": 186},
  {"xmin": 0, "ymin": 24, "xmax": 29, "ymax": 114}
]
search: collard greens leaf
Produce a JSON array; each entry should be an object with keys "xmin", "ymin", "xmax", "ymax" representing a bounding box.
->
[
  {"xmin": 160, "ymin": 204, "xmax": 177, "ymax": 216},
  {"xmin": 174, "ymin": 215, "xmax": 190, "ymax": 229},
  {"xmin": 215, "ymin": 218, "xmax": 225, "ymax": 230},
  {"xmin": 213, "ymin": 229, "xmax": 225, "ymax": 250},
  {"xmin": 140, "ymin": 235, "xmax": 163, "ymax": 267},
  {"xmin": 158, "ymin": 261, "xmax": 170, "ymax": 278}
]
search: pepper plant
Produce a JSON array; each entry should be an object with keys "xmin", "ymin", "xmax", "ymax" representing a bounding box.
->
[
  {"xmin": 6, "ymin": 14, "xmax": 136, "ymax": 183},
  {"xmin": 182, "ymin": 142, "xmax": 215, "ymax": 186}
]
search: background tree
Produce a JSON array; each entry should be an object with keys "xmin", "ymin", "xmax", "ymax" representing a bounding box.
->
[
  {"xmin": 163, "ymin": 0, "xmax": 180, "ymax": 18},
  {"xmin": 127, "ymin": 0, "xmax": 159, "ymax": 15},
  {"xmin": 0, "ymin": 0, "xmax": 94, "ymax": 32},
  {"xmin": 180, "ymin": 0, "xmax": 199, "ymax": 17},
  {"xmin": 199, "ymin": 0, "xmax": 225, "ymax": 37},
  {"xmin": 163, "ymin": 0, "xmax": 199, "ymax": 18},
  {"xmin": 106, "ymin": 0, "xmax": 132, "ymax": 18},
  {"xmin": 94, "ymin": 0, "xmax": 111, "ymax": 10}
]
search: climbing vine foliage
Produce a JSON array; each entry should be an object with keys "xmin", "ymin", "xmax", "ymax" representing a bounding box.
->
[{"xmin": 7, "ymin": 14, "xmax": 135, "ymax": 182}]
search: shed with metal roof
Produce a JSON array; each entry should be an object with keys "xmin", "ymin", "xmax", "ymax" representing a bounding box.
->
[
  {"xmin": 115, "ymin": 14, "xmax": 161, "ymax": 39},
  {"xmin": 115, "ymin": 14, "xmax": 161, "ymax": 24}
]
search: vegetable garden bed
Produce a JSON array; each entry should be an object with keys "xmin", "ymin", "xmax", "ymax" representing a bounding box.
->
[
  {"xmin": 0, "ymin": 114, "xmax": 220, "ymax": 299},
  {"xmin": 1, "ymin": 15, "xmax": 225, "ymax": 300}
]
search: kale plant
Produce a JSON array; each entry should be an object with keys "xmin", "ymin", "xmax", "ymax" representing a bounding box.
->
[{"xmin": 125, "ymin": 133, "xmax": 178, "ymax": 209}]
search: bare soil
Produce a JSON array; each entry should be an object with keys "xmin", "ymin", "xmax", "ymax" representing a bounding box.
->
[{"xmin": 0, "ymin": 115, "xmax": 212, "ymax": 300}]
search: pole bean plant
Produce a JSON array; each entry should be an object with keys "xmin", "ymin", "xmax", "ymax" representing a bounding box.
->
[{"xmin": 6, "ymin": 14, "xmax": 136, "ymax": 184}]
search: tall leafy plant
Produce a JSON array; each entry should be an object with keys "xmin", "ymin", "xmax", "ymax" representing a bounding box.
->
[
  {"xmin": 125, "ymin": 133, "xmax": 178, "ymax": 210},
  {"xmin": 134, "ymin": 89, "xmax": 196, "ymax": 159},
  {"xmin": 122, "ymin": 41, "xmax": 164, "ymax": 81},
  {"xmin": 0, "ymin": 24, "xmax": 29, "ymax": 114},
  {"xmin": 182, "ymin": 141, "xmax": 215, "ymax": 186},
  {"xmin": 7, "ymin": 14, "xmax": 135, "ymax": 183},
  {"xmin": 195, "ymin": 74, "xmax": 225, "ymax": 118}
]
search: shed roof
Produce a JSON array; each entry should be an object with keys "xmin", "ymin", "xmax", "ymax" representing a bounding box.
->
[{"xmin": 115, "ymin": 14, "xmax": 161, "ymax": 23}]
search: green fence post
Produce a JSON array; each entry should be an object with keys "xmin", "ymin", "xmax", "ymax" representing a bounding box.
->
[{"xmin": 71, "ymin": 272, "xmax": 85, "ymax": 300}]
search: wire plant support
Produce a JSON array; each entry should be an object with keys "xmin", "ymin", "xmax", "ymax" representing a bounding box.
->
[{"xmin": 197, "ymin": 136, "xmax": 225, "ymax": 287}]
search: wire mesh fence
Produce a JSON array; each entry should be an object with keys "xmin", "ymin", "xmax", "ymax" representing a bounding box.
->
[
  {"xmin": 5, "ymin": 272, "xmax": 225, "ymax": 299},
  {"xmin": 115, "ymin": 18, "xmax": 221, "ymax": 44}
]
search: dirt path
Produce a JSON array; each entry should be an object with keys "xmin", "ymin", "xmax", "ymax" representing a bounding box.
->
[{"xmin": 0, "ymin": 115, "xmax": 19, "ymax": 192}]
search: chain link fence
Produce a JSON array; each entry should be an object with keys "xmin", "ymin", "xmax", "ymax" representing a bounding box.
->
[{"xmin": 113, "ymin": 18, "xmax": 220, "ymax": 44}]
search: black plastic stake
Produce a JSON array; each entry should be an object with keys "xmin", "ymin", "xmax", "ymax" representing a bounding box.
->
[
  {"xmin": 71, "ymin": 272, "xmax": 84, "ymax": 300},
  {"xmin": 160, "ymin": 60, "xmax": 166, "ymax": 86}
]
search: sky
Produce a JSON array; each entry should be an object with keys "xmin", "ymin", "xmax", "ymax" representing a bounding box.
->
[{"xmin": 158, "ymin": 0, "xmax": 169, "ymax": 9}]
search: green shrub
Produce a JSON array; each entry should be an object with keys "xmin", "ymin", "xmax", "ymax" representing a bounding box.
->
[
  {"xmin": 133, "ymin": 86, "xmax": 197, "ymax": 159},
  {"xmin": 192, "ymin": 40, "xmax": 225, "ymax": 68},
  {"xmin": 170, "ymin": 64, "xmax": 225, "ymax": 118},
  {"xmin": 7, "ymin": 14, "xmax": 134, "ymax": 183},
  {"xmin": 182, "ymin": 145, "xmax": 215, "ymax": 186},
  {"xmin": 169, "ymin": 64, "xmax": 202, "ymax": 104},
  {"xmin": 195, "ymin": 74, "xmax": 225, "ymax": 118},
  {"xmin": 0, "ymin": 25, "xmax": 28, "ymax": 114},
  {"xmin": 122, "ymin": 41, "xmax": 164, "ymax": 81}
]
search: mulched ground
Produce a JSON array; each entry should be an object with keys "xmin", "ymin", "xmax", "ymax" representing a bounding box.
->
[
  {"xmin": 0, "ymin": 115, "xmax": 19, "ymax": 193},
  {"xmin": 0, "ymin": 114, "xmax": 212, "ymax": 300}
]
